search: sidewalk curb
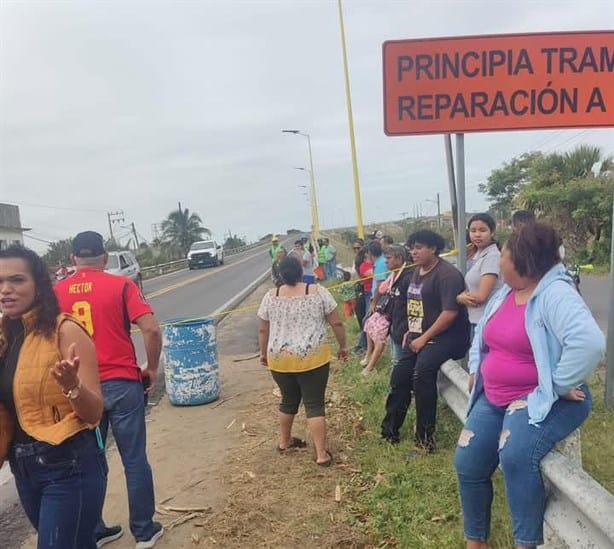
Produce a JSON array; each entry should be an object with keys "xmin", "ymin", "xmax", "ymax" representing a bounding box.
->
[{"xmin": 212, "ymin": 268, "xmax": 271, "ymax": 326}]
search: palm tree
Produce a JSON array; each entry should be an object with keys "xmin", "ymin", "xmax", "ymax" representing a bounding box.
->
[
  {"xmin": 562, "ymin": 145, "xmax": 612, "ymax": 179},
  {"xmin": 161, "ymin": 205, "xmax": 210, "ymax": 256}
]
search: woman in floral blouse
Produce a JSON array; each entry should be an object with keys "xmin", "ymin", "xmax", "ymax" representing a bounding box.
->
[{"xmin": 258, "ymin": 256, "xmax": 347, "ymax": 466}]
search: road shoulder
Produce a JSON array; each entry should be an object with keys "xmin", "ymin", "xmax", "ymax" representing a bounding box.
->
[{"xmin": 21, "ymin": 283, "xmax": 272, "ymax": 549}]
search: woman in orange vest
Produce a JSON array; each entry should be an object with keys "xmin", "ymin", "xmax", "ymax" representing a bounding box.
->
[{"xmin": 0, "ymin": 245, "xmax": 105, "ymax": 549}]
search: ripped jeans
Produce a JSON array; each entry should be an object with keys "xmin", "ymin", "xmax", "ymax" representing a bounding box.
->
[{"xmin": 454, "ymin": 387, "xmax": 591, "ymax": 547}]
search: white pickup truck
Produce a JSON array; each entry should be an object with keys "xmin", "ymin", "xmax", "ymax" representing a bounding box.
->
[{"xmin": 187, "ymin": 240, "xmax": 224, "ymax": 269}]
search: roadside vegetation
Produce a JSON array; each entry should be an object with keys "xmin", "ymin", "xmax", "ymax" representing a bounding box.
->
[
  {"xmin": 479, "ymin": 144, "xmax": 613, "ymax": 266},
  {"xmin": 321, "ymin": 239, "xmax": 614, "ymax": 547},
  {"xmin": 327, "ymin": 301, "xmax": 515, "ymax": 547},
  {"xmin": 328, "ymin": 307, "xmax": 613, "ymax": 547}
]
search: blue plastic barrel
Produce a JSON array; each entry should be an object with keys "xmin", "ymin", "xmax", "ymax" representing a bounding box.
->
[{"xmin": 162, "ymin": 317, "xmax": 220, "ymax": 406}]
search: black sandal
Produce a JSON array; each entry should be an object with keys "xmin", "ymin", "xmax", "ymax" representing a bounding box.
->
[
  {"xmin": 316, "ymin": 450, "xmax": 333, "ymax": 467},
  {"xmin": 277, "ymin": 437, "xmax": 307, "ymax": 452}
]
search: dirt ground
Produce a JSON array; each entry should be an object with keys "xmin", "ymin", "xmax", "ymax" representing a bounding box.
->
[{"xmin": 21, "ymin": 283, "xmax": 371, "ymax": 549}]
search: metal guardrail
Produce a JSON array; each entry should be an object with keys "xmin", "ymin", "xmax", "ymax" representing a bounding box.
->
[
  {"xmin": 438, "ymin": 360, "xmax": 614, "ymax": 549},
  {"xmin": 141, "ymin": 258, "xmax": 186, "ymax": 279},
  {"xmin": 139, "ymin": 241, "xmax": 268, "ymax": 280}
]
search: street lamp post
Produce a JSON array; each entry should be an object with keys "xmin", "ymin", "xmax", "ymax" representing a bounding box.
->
[
  {"xmin": 296, "ymin": 171, "xmax": 315, "ymax": 233},
  {"xmin": 282, "ymin": 130, "xmax": 320, "ymax": 239},
  {"xmin": 297, "ymin": 183, "xmax": 311, "ymax": 228}
]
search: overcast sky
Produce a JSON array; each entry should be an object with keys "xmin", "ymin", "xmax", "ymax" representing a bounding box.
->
[{"xmin": 1, "ymin": 0, "xmax": 613, "ymax": 253}]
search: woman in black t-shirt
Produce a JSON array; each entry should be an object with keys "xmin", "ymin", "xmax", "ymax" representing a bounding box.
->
[{"xmin": 381, "ymin": 230, "xmax": 470, "ymax": 452}]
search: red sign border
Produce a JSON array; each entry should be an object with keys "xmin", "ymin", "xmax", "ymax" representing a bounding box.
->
[{"xmin": 382, "ymin": 30, "xmax": 614, "ymax": 136}]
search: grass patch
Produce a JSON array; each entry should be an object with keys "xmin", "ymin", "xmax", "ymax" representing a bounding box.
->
[
  {"xmin": 330, "ymin": 319, "xmax": 515, "ymax": 548},
  {"xmin": 581, "ymin": 369, "xmax": 614, "ymax": 492},
  {"xmin": 331, "ymin": 336, "xmax": 614, "ymax": 547},
  {"xmin": 325, "ymin": 239, "xmax": 614, "ymax": 547}
]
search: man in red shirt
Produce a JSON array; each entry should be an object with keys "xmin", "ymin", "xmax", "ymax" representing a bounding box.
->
[{"xmin": 55, "ymin": 231, "xmax": 163, "ymax": 549}]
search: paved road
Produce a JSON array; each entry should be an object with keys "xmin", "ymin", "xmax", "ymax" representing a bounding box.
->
[
  {"xmin": 0, "ymin": 242, "xmax": 279, "ymax": 547},
  {"xmin": 580, "ymin": 274, "xmax": 611, "ymax": 334}
]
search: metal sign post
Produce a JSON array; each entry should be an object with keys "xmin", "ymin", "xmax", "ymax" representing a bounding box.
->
[
  {"xmin": 444, "ymin": 134, "xmax": 458, "ymax": 245},
  {"xmin": 606, "ymin": 195, "xmax": 614, "ymax": 408},
  {"xmin": 455, "ymin": 134, "xmax": 466, "ymax": 274}
]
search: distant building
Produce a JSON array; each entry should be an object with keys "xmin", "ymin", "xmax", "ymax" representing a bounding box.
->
[{"xmin": 0, "ymin": 203, "xmax": 29, "ymax": 249}]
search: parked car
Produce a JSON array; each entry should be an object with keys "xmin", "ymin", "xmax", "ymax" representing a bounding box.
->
[
  {"xmin": 105, "ymin": 251, "xmax": 143, "ymax": 289},
  {"xmin": 187, "ymin": 240, "xmax": 224, "ymax": 269}
]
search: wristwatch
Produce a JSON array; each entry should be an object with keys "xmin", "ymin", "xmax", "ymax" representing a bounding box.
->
[{"xmin": 63, "ymin": 380, "xmax": 82, "ymax": 400}]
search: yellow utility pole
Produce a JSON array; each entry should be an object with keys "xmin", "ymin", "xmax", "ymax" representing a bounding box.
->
[{"xmin": 338, "ymin": 0, "xmax": 364, "ymax": 239}]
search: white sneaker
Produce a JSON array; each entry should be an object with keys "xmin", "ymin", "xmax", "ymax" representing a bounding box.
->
[
  {"xmin": 361, "ymin": 367, "xmax": 375, "ymax": 377},
  {"xmin": 135, "ymin": 524, "xmax": 164, "ymax": 549},
  {"xmin": 359, "ymin": 357, "xmax": 369, "ymax": 366}
]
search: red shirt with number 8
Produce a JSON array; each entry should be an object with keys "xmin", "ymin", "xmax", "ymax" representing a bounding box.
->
[{"xmin": 55, "ymin": 268, "xmax": 153, "ymax": 382}]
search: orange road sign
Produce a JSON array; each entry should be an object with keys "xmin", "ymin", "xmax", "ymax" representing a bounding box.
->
[{"xmin": 383, "ymin": 31, "xmax": 614, "ymax": 135}]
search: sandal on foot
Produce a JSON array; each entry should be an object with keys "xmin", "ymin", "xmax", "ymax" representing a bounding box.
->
[
  {"xmin": 277, "ymin": 437, "xmax": 307, "ymax": 452},
  {"xmin": 316, "ymin": 450, "xmax": 333, "ymax": 467}
]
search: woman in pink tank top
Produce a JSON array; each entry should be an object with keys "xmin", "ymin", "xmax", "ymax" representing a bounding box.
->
[{"xmin": 454, "ymin": 223, "xmax": 604, "ymax": 549}]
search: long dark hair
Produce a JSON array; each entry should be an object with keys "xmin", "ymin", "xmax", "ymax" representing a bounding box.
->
[
  {"xmin": 354, "ymin": 249, "xmax": 366, "ymax": 273},
  {"xmin": 0, "ymin": 245, "xmax": 60, "ymax": 337}
]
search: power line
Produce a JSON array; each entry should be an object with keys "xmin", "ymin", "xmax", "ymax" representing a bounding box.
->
[
  {"xmin": 5, "ymin": 200, "xmax": 107, "ymax": 213},
  {"xmin": 23, "ymin": 233, "xmax": 53, "ymax": 244},
  {"xmin": 543, "ymin": 130, "xmax": 591, "ymax": 154},
  {"xmin": 528, "ymin": 130, "xmax": 566, "ymax": 152}
]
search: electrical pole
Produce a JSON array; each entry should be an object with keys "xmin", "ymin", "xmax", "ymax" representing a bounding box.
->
[
  {"xmin": 151, "ymin": 223, "xmax": 162, "ymax": 241},
  {"xmin": 107, "ymin": 210, "xmax": 125, "ymax": 245},
  {"xmin": 437, "ymin": 192, "xmax": 441, "ymax": 231},
  {"xmin": 131, "ymin": 222, "xmax": 140, "ymax": 250}
]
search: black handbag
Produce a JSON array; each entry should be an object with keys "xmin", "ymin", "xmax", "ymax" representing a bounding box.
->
[
  {"xmin": 374, "ymin": 293, "xmax": 393, "ymax": 317},
  {"xmin": 354, "ymin": 281, "xmax": 365, "ymax": 299}
]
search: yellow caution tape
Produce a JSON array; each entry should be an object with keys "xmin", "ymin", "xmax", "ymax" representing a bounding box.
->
[{"xmin": 131, "ymin": 248, "xmax": 460, "ymax": 332}]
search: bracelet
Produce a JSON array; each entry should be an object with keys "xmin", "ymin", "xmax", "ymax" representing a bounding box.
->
[{"xmin": 62, "ymin": 379, "xmax": 82, "ymax": 400}]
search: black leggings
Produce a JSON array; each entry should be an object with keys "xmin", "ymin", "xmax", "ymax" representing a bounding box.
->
[{"xmin": 271, "ymin": 363, "xmax": 330, "ymax": 418}]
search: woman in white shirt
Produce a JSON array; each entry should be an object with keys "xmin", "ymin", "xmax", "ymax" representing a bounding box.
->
[{"xmin": 457, "ymin": 213, "xmax": 503, "ymax": 334}]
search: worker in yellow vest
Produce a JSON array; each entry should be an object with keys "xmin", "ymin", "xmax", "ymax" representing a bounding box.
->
[{"xmin": 269, "ymin": 236, "xmax": 285, "ymax": 264}]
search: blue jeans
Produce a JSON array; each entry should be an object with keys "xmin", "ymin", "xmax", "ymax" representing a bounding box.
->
[
  {"xmin": 355, "ymin": 292, "xmax": 372, "ymax": 351},
  {"xmin": 390, "ymin": 341, "xmax": 403, "ymax": 364},
  {"xmin": 325, "ymin": 260, "xmax": 337, "ymax": 280},
  {"xmin": 96, "ymin": 379, "xmax": 157, "ymax": 542},
  {"xmin": 10, "ymin": 430, "xmax": 107, "ymax": 549},
  {"xmin": 454, "ymin": 387, "xmax": 591, "ymax": 546}
]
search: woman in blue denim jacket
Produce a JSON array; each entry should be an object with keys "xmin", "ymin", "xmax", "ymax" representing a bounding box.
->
[{"xmin": 454, "ymin": 223, "xmax": 605, "ymax": 549}]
